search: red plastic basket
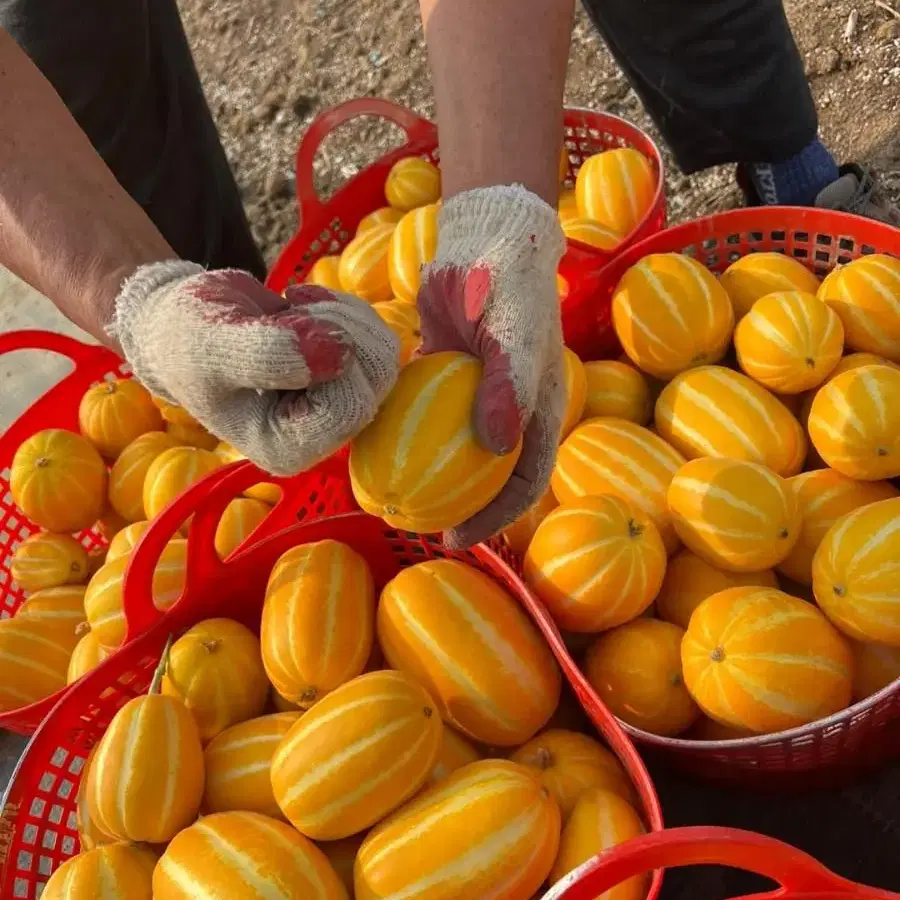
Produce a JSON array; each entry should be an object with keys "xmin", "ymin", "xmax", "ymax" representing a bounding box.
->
[
  {"xmin": 544, "ymin": 826, "xmax": 900, "ymax": 900},
  {"xmin": 592, "ymin": 206, "xmax": 900, "ymax": 786},
  {"xmin": 266, "ymin": 97, "xmax": 666, "ymax": 361},
  {"xmin": 0, "ymin": 461, "xmax": 663, "ymax": 899},
  {"xmin": 0, "ymin": 331, "xmax": 128, "ymax": 735}
]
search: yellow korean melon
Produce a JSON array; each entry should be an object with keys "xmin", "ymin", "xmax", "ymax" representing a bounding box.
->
[
  {"xmin": 10, "ymin": 533, "xmax": 89, "ymax": 592},
  {"xmin": 384, "ymin": 156, "xmax": 441, "ymax": 211},
  {"xmin": 668, "ymin": 457, "xmax": 801, "ymax": 572},
  {"xmin": 552, "ymin": 418, "xmax": 686, "ymax": 553},
  {"xmin": 142, "ymin": 445, "xmax": 222, "ymax": 527},
  {"xmin": 306, "ymin": 254, "xmax": 343, "ymax": 289},
  {"xmin": 357, "ymin": 206, "xmax": 405, "ymax": 235},
  {"xmin": 561, "ymin": 347, "xmax": 588, "ymax": 439},
  {"xmin": 387, "ymin": 203, "xmax": 438, "ymax": 302},
  {"xmin": 338, "ymin": 222, "xmax": 395, "ymax": 303},
  {"xmin": 524, "ymin": 494, "xmax": 666, "ymax": 632},
  {"xmin": 214, "ymin": 497, "xmax": 271, "ymax": 559},
  {"xmin": 807, "ymin": 364, "xmax": 900, "ymax": 480},
  {"xmin": 575, "ymin": 148, "xmax": 655, "ymax": 236},
  {"xmin": 501, "ymin": 489, "xmax": 558, "ymax": 556},
  {"xmin": 682, "ymin": 586, "xmax": 853, "ymax": 733},
  {"xmin": 582, "ymin": 360, "xmax": 652, "ymax": 425},
  {"xmin": 719, "ymin": 252, "xmax": 821, "ymax": 321},
  {"xmin": 11, "ymin": 429, "xmax": 107, "ymax": 533},
  {"xmin": 778, "ymin": 470, "xmax": 898, "ymax": 585},
  {"xmin": 655, "ymin": 549, "xmax": 779, "ymax": 630},
  {"xmin": 105, "ymin": 521, "xmax": 151, "ymax": 562},
  {"xmin": 162, "ymin": 617, "xmax": 269, "ymax": 742},
  {"xmin": 84, "ymin": 540, "xmax": 187, "ymax": 649},
  {"xmin": 427, "ymin": 727, "xmax": 482, "ymax": 786},
  {"xmin": 214, "ymin": 441, "xmax": 282, "ymax": 505},
  {"xmin": 271, "ymin": 669, "xmax": 443, "ymax": 840},
  {"xmin": 154, "ymin": 811, "xmax": 348, "ymax": 899},
  {"xmin": 372, "ymin": 300, "xmax": 421, "ymax": 366},
  {"xmin": 558, "ymin": 188, "xmax": 579, "ymax": 224},
  {"xmin": 261, "ymin": 540, "xmax": 375, "ymax": 708},
  {"xmin": 510, "ymin": 729, "xmax": 632, "ymax": 820},
  {"xmin": 76, "ymin": 748, "xmax": 115, "ymax": 852},
  {"xmin": 349, "ymin": 352, "xmax": 522, "ymax": 533},
  {"xmin": 655, "ymin": 365, "xmax": 807, "ymax": 477},
  {"xmin": 88, "ymin": 654, "xmax": 205, "ymax": 843},
  {"xmin": 612, "ymin": 253, "xmax": 734, "ymax": 379},
  {"xmin": 377, "ymin": 559, "xmax": 561, "ymax": 746},
  {"xmin": 42, "ymin": 842, "xmax": 157, "ymax": 900},
  {"xmin": 17, "ymin": 585, "xmax": 86, "ymax": 627},
  {"xmin": 165, "ymin": 419, "xmax": 219, "ymax": 450},
  {"xmin": 151, "ymin": 396, "xmax": 197, "ymax": 427},
  {"xmin": 78, "ymin": 378, "xmax": 164, "ymax": 459},
  {"xmin": 67, "ymin": 626, "xmax": 109, "ymax": 684},
  {"xmin": 550, "ymin": 788, "xmax": 647, "ymax": 900},
  {"xmin": 585, "ymin": 619, "xmax": 700, "ymax": 736},
  {"xmin": 850, "ymin": 641, "xmax": 900, "ymax": 701},
  {"xmin": 107, "ymin": 431, "xmax": 181, "ymax": 522},
  {"xmin": 734, "ymin": 291, "xmax": 844, "ymax": 393},
  {"xmin": 817, "ymin": 253, "xmax": 900, "ymax": 362},
  {"xmin": 203, "ymin": 711, "xmax": 302, "ymax": 818},
  {"xmin": 0, "ymin": 615, "xmax": 79, "ymax": 711},
  {"xmin": 812, "ymin": 497, "xmax": 900, "ymax": 646},
  {"xmin": 561, "ymin": 217, "xmax": 623, "ymax": 251},
  {"xmin": 355, "ymin": 759, "xmax": 560, "ymax": 900}
]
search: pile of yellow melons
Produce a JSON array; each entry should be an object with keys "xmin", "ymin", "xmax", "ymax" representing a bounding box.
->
[
  {"xmin": 348, "ymin": 247, "xmax": 900, "ymax": 744},
  {"xmin": 49, "ymin": 543, "xmax": 649, "ymax": 900},
  {"xmin": 2, "ymin": 380, "xmax": 280, "ymax": 713}
]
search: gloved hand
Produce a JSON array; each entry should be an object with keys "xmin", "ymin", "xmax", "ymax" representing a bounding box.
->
[
  {"xmin": 108, "ymin": 263, "xmax": 399, "ymax": 476},
  {"xmin": 419, "ymin": 184, "xmax": 567, "ymax": 548}
]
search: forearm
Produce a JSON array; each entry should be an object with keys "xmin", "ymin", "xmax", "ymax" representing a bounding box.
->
[
  {"xmin": 0, "ymin": 29, "xmax": 173, "ymax": 347},
  {"xmin": 419, "ymin": 0, "xmax": 574, "ymax": 205}
]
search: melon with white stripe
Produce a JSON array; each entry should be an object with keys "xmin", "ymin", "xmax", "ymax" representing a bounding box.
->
[
  {"xmin": 682, "ymin": 586, "xmax": 853, "ymax": 733},
  {"xmin": 552, "ymin": 418, "xmax": 686, "ymax": 553},
  {"xmin": 214, "ymin": 497, "xmax": 271, "ymax": 559},
  {"xmin": 349, "ymin": 352, "xmax": 522, "ymax": 533},
  {"xmin": 575, "ymin": 148, "xmax": 655, "ymax": 237},
  {"xmin": 306, "ymin": 255, "xmax": 344, "ymax": 289},
  {"xmin": 550, "ymin": 788, "xmax": 647, "ymax": 900},
  {"xmin": 611, "ymin": 253, "xmax": 734, "ymax": 379},
  {"xmin": 734, "ymin": 290, "xmax": 844, "ymax": 393},
  {"xmin": 812, "ymin": 496, "xmax": 900, "ymax": 646},
  {"xmin": 0, "ymin": 615, "xmax": 79, "ymax": 711},
  {"xmin": 105, "ymin": 521, "xmax": 151, "ymax": 562},
  {"xmin": 203, "ymin": 711, "xmax": 302, "ymax": 818},
  {"xmin": 655, "ymin": 366, "xmax": 807, "ymax": 476},
  {"xmin": 817, "ymin": 253, "xmax": 900, "ymax": 362},
  {"xmin": 214, "ymin": 441, "xmax": 282, "ymax": 505},
  {"xmin": 561, "ymin": 217, "xmax": 623, "ymax": 251},
  {"xmin": 778, "ymin": 470, "xmax": 898, "ymax": 585},
  {"xmin": 384, "ymin": 157, "xmax": 441, "ymax": 211},
  {"xmin": 372, "ymin": 300, "xmax": 422, "ymax": 366},
  {"xmin": 377, "ymin": 559, "xmax": 560, "ymax": 746},
  {"xmin": 719, "ymin": 252, "xmax": 821, "ymax": 321},
  {"xmin": 17, "ymin": 584, "xmax": 87, "ymax": 627},
  {"xmin": 523, "ymin": 494, "xmax": 666, "ymax": 632},
  {"xmin": 510, "ymin": 729, "xmax": 632, "ymax": 821},
  {"xmin": 261, "ymin": 540, "xmax": 375, "ymax": 709},
  {"xmin": 851, "ymin": 640, "xmax": 900, "ymax": 701},
  {"xmin": 668, "ymin": 457, "xmax": 801, "ymax": 572},
  {"xmin": 166, "ymin": 418, "xmax": 219, "ymax": 450},
  {"xmin": 354, "ymin": 759, "xmax": 560, "ymax": 900},
  {"xmin": 76, "ymin": 747, "xmax": 115, "ymax": 851},
  {"xmin": 357, "ymin": 206, "xmax": 405, "ymax": 235},
  {"xmin": 338, "ymin": 223, "xmax": 395, "ymax": 304},
  {"xmin": 67, "ymin": 626, "xmax": 109, "ymax": 684},
  {"xmin": 582, "ymin": 360, "xmax": 652, "ymax": 425},
  {"xmin": 142, "ymin": 446, "xmax": 222, "ymax": 527},
  {"xmin": 271, "ymin": 669, "xmax": 443, "ymax": 840},
  {"xmin": 807, "ymin": 364, "xmax": 900, "ymax": 480},
  {"xmin": 87, "ymin": 653, "xmax": 205, "ymax": 843},
  {"xmin": 427, "ymin": 727, "xmax": 482, "ymax": 786},
  {"xmin": 42, "ymin": 842, "xmax": 157, "ymax": 899},
  {"xmin": 10, "ymin": 532, "xmax": 90, "ymax": 592},
  {"xmin": 84, "ymin": 540, "xmax": 187, "ymax": 649},
  {"xmin": 108, "ymin": 431, "xmax": 180, "ymax": 522},
  {"xmin": 153, "ymin": 811, "xmax": 348, "ymax": 899},
  {"xmin": 655, "ymin": 549, "xmax": 779, "ymax": 630},
  {"xmin": 78, "ymin": 377, "xmax": 164, "ymax": 459},
  {"xmin": 501, "ymin": 489, "xmax": 559, "ymax": 556},
  {"xmin": 387, "ymin": 204, "xmax": 438, "ymax": 302},
  {"xmin": 162, "ymin": 618, "xmax": 269, "ymax": 742},
  {"xmin": 561, "ymin": 347, "xmax": 588, "ymax": 439}
]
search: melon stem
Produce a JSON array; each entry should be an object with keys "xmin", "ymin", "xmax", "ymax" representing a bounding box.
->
[{"xmin": 149, "ymin": 634, "xmax": 174, "ymax": 695}]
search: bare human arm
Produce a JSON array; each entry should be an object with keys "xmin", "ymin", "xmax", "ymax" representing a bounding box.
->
[{"xmin": 0, "ymin": 28, "xmax": 173, "ymax": 350}]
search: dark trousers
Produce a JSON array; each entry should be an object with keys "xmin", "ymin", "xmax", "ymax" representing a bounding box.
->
[{"xmin": 1, "ymin": 0, "xmax": 817, "ymax": 272}]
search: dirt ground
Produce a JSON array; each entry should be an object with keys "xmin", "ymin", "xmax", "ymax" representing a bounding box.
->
[{"xmin": 176, "ymin": 0, "xmax": 900, "ymax": 265}]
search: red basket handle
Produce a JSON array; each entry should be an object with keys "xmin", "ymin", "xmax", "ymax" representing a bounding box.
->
[
  {"xmin": 294, "ymin": 98, "xmax": 437, "ymax": 227},
  {"xmin": 544, "ymin": 827, "xmax": 898, "ymax": 899},
  {"xmin": 0, "ymin": 329, "xmax": 119, "ymax": 368}
]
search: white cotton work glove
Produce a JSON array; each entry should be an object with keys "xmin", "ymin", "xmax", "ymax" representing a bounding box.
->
[
  {"xmin": 108, "ymin": 264, "xmax": 399, "ymax": 476},
  {"xmin": 418, "ymin": 185, "xmax": 567, "ymax": 548}
]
